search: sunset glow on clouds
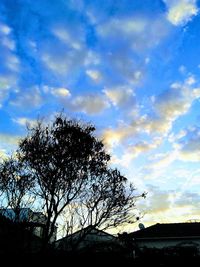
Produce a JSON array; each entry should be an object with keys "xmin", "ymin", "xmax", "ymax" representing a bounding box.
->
[{"xmin": 0, "ymin": 0, "xmax": 200, "ymax": 230}]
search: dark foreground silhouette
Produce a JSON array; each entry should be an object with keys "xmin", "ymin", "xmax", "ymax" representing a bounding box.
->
[
  {"xmin": 0, "ymin": 212, "xmax": 200, "ymax": 266},
  {"xmin": 3, "ymin": 248, "xmax": 200, "ymax": 267}
]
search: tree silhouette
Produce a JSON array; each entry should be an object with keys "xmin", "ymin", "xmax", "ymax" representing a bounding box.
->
[
  {"xmin": 0, "ymin": 156, "xmax": 34, "ymax": 222},
  {"xmin": 1, "ymin": 114, "xmax": 145, "ymax": 249},
  {"xmin": 61, "ymin": 169, "xmax": 142, "ymax": 235}
]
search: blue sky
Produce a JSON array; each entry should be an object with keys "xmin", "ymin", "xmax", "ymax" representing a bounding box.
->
[{"xmin": 0, "ymin": 0, "xmax": 200, "ymax": 231}]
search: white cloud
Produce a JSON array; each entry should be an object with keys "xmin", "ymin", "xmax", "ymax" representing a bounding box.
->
[
  {"xmin": 145, "ymin": 185, "xmax": 172, "ymax": 214},
  {"xmin": 84, "ymin": 51, "xmax": 100, "ymax": 66},
  {"xmin": 168, "ymin": 129, "xmax": 187, "ymax": 143},
  {"xmin": 149, "ymin": 76, "xmax": 200, "ymax": 135},
  {"xmin": 0, "ymin": 149, "xmax": 7, "ymax": 161},
  {"xmin": 41, "ymin": 52, "xmax": 69, "ymax": 75},
  {"xmin": 51, "ymin": 87, "xmax": 71, "ymax": 98},
  {"xmin": 0, "ymin": 22, "xmax": 19, "ymax": 106},
  {"xmin": 0, "ymin": 133, "xmax": 21, "ymax": 160},
  {"xmin": 137, "ymin": 184, "xmax": 200, "ymax": 227},
  {"xmin": 13, "ymin": 117, "xmax": 38, "ymax": 128},
  {"xmin": 185, "ymin": 75, "xmax": 196, "ymax": 85},
  {"xmin": 176, "ymin": 126, "xmax": 200, "ymax": 161},
  {"xmin": 94, "ymin": 14, "xmax": 172, "ymax": 87},
  {"xmin": 52, "ymin": 26, "xmax": 82, "ymax": 50},
  {"xmin": 5, "ymin": 55, "xmax": 19, "ymax": 72},
  {"xmin": 111, "ymin": 153, "xmax": 134, "ymax": 168},
  {"xmin": 111, "ymin": 138, "xmax": 162, "ymax": 167},
  {"xmin": 10, "ymin": 87, "xmax": 42, "ymax": 109},
  {"xmin": 164, "ymin": 0, "xmax": 198, "ymax": 26},
  {"xmin": 0, "ymin": 23, "xmax": 12, "ymax": 35},
  {"xmin": 2, "ymin": 36, "xmax": 16, "ymax": 51},
  {"xmin": 156, "ymin": 86, "xmax": 189, "ymax": 118},
  {"xmin": 150, "ymin": 150, "xmax": 179, "ymax": 170},
  {"xmin": 41, "ymin": 45, "xmax": 86, "ymax": 75},
  {"xmin": 103, "ymin": 122, "xmax": 139, "ymax": 148},
  {"xmin": 97, "ymin": 15, "xmax": 171, "ymax": 53},
  {"xmin": 147, "ymin": 125, "xmax": 200, "ymax": 172},
  {"xmin": 68, "ymin": 94, "xmax": 110, "ymax": 115},
  {"xmin": 179, "ymin": 65, "xmax": 186, "ymax": 74},
  {"xmin": 97, "ymin": 17, "xmax": 147, "ymax": 37},
  {"xmin": 0, "ymin": 75, "xmax": 18, "ymax": 107},
  {"xmin": 103, "ymin": 77, "xmax": 200, "ymax": 155},
  {"xmin": 40, "ymin": 21, "xmax": 87, "ymax": 76},
  {"xmin": 104, "ymin": 86, "xmax": 135, "ymax": 107},
  {"xmin": 0, "ymin": 133, "xmax": 20, "ymax": 145},
  {"xmin": 86, "ymin": 69, "xmax": 102, "ymax": 82},
  {"xmin": 102, "ymin": 75, "xmax": 200, "ymax": 165}
]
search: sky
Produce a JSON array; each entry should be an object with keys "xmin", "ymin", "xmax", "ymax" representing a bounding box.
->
[{"xmin": 0, "ymin": 0, "xmax": 200, "ymax": 232}]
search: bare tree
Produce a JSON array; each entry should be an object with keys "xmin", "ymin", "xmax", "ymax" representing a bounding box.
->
[
  {"xmin": 76, "ymin": 168, "xmax": 142, "ymax": 229},
  {"xmin": 0, "ymin": 156, "xmax": 34, "ymax": 222},
  {"xmin": 59, "ymin": 168, "xmax": 145, "ymax": 250},
  {"xmin": 17, "ymin": 114, "xmax": 145, "ymax": 248}
]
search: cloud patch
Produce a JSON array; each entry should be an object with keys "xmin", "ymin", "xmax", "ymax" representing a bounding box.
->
[
  {"xmin": 13, "ymin": 117, "xmax": 38, "ymax": 128},
  {"xmin": 67, "ymin": 94, "xmax": 110, "ymax": 115},
  {"xmin": 111, "ymin": 138, "xmax": 162, "ymax": 167},
  {"xmin": 51, "ymin": 87, "xmax": 71, "ymax": 98},
  {"xmin": 86, "ymin": 69, "xmax": 102, "ymax": 82},
  {"xmin": 10, "ymin": 87, "xmax": 43, "ymax": 109},
  {"xmin": 138, "ymin": 185, "xmax": 200, "ymax": 226},
  {"xmin": 104, "ymin": 86, "xmax": 135, "ymax": 108},
  {"xmin": 0, "ymin": 20, "xmax": 19, "ymax": 105},
  {"xmin": 164, "ymin": 0, "xmax": 198, "ymax": 26},
  {"xmin": 176, "ymin": 126, "xmax": 200, "ymax": 161}
]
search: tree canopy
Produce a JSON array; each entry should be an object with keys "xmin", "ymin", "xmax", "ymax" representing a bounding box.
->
[{"xmin": 0, "ymin": 114, "xmax": 146, "ymax": 247}]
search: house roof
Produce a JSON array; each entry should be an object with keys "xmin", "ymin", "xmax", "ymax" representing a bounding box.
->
[
  {"xmin": 55, "ymin": 225, "xmax": 116, "ymax": 244},
  {"xmin": 130, "ymin": 223, "xmax": 200, "ymax": 239}
]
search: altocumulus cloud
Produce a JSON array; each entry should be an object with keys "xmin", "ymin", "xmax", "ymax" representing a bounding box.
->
[
  {"xmin": 0, "ymin": 20, "xmax": 19, "ymax": 106},
  {"xmin": 176, "ymin": 126, "xmax": 200, "ymax": 162},
  {"xmin": 103, "ymin": 86, "xmax": 135, "ymax": 108},
  {"xmin": 164, "ymin": 0, "xmax": 198, "ymax": 26},
  {"xmin": 103, "ymin": 75, "xmax": 200, "ymax": 149},
  {"xmin": 66, "ymin": 94, "xmax": 110, "ymax": 115},
  {"xmin": 0, "ymin": 0, "xmax": 200, "ymax": 228},
  {"xmin": 10, "ymin": 86, "xmax": 42, "ymax": 109}
]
